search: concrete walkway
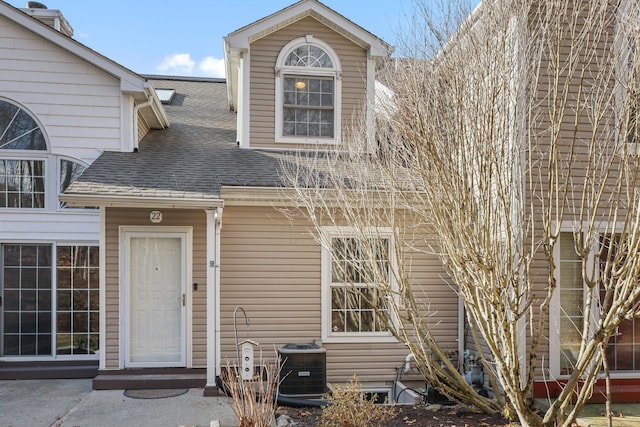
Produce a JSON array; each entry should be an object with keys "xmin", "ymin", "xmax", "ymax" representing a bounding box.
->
[
  {"xmin": 0, "ymin": 379, "xmax": 238, "ymax": 427},
  {"xmin": 575, "ymin": 403, "xmax": 640, "ymax": 427}
]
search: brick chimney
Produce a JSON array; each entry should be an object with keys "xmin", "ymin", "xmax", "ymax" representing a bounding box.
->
[{"xmin": 21, "ymin": 2, "xmax": 73, "ymax": 37}]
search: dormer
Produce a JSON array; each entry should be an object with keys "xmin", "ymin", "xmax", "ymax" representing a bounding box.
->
[{"xmin": 224, "ymin": 0, "xmax": 392, "ymax": 150}]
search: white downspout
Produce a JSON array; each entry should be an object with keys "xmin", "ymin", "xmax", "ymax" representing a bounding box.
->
[
  {"xmin": 132, "ymin": 94, "xmax": 154, "ymax": 152},
  {"xmin": 205, "ymin": 207, "xmax": 223, "ymax": 394}
]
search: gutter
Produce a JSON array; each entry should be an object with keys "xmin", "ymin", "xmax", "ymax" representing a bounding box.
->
[{"xmin": 59, "ymin": 193, "xmax": 224, "ymax": 209}]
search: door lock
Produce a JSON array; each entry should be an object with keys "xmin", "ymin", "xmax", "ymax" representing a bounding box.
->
[{"xmin": 182, "ymin": 293, "xmax": 186, "ymax": 306}]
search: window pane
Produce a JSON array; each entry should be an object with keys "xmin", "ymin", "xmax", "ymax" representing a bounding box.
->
[
  {"xmin": 361, "ymin": 310, "xmax": 375, "ymax": 332},
  {"xmin": 58, "ymin": 268, "xmax": 71, "ymax": 289},
  {"xmin": 89, "ymin": 290, "xmax": 99, "ymax": 311},
  {"xmin": 73, "ymin": 290, "xmax": 88, "ymax": 311},
  {"xmin": 57, "ymin": 334, "xmax": 71, "ymax": 354},
  {"xmin": 295, "ymin": 123, "xmax": 307, "ymax": 135},
  {"xmin": 57, "ymin": 290, "xmax": 71, "ymax": 311},
  {"xmin": 38, "ymin": 312, "xmax": 51, "ymax": 333},
  {"xmin": 283, "ymin": 122, "xmax": 295, "ymax": 135},
  {"xmin": 321, "ymin": 79, "xmax": 334, "ymax": 92},
  {"xmin": 4, "ymin": 335, "xmax": 19, "ymax": 355},
  {"xmin": 321, "ymin": 94, "xmax": 333, "ymax": 107},
  {"xmin": 284, "ymin": 91, "xmax": 295, "ymax": 105},
  {"xmin": 57, "ymin": 312, "xmax": 71, "ymax": 333},
  {"xmin": 296, "ymin": 92, "xmax": 309, "ymax": 106},
  {"xmin": 331, "ymin": 311, "xmax": 345, "ymax": 333},
  {"xmin": 20, "ymin": 290, "xmax": 36, "ymax": 310},
  {"xmin": 4, "ymin": 312, "xmax": 19, "ymax": 333},
  {"xmin": 309, "ymin": 79, "xmax": 320, "ymax": 92},
  {"xmin": 73, "ymin": 312, "xmax": 88, "ymax": 333},
  {"xmin": 309, "ymin": 93, "xmax": 321, "ymax": 106}
]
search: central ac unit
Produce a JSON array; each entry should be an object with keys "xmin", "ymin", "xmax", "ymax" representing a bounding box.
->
[{"xmin": 278, "ymin": 343, "xmax": 326, "ymax": 396}]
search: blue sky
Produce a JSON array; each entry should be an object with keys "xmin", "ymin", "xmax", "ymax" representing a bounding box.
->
[{"xmin": 7, "ymin": 0, "xmax": 413, "ymax": 78}]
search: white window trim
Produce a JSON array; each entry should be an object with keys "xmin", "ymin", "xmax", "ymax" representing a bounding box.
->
[
  {"xmin": 275, "ymin": 36, "xmax": 342, "ymax": 145},
  {"xmin": 320, "ymin": 226, "xmax": 398, "ymax": 344}
]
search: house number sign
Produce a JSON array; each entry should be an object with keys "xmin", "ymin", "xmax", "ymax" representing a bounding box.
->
[{"xmin": 149, "ymin": 210, "xmax": 162, "ymax": 223}]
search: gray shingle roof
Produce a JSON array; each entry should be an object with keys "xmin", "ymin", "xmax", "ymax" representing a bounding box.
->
[{"xmin": 65, "ymin": 77, "xmax": 292, "ymax": 200}]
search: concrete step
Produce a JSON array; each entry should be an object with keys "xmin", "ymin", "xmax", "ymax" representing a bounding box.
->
[{"xmin": 93, "ymin": 368, "xmax": 206, "ymax": 390}]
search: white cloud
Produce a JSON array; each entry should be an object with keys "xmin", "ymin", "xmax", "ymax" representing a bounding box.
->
[
  {"xmin": 198, "ymin": 56, "xmax": 226, "ymax": 78},
  {"xmin": 156, "ymin": 53, "xmax": 195, "ymax": 74}
]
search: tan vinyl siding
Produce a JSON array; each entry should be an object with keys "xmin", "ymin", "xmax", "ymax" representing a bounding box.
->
[
  {"xmin": 219, "ymin": 206, "xmax": 457, "ymax": 384},
  {"xmin": 103, "ymin": 208, "xmax": 207, "ymax": 369},
  {"xmin": 248, "ymin": 16, "xmax": 367, "ymax": 149}
]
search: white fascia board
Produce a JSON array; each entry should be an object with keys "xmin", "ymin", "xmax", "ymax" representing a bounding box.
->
[
  {"xmin": 226, "ymin": 0, "xmax": 391, "ymax": 58},
  {"xmin": 1, "ymin": 3, "xmax": 148, "ymax": 95},
  {"xmin": 143, "ymin": 83, "xmax": 170, "ymax": 129}
]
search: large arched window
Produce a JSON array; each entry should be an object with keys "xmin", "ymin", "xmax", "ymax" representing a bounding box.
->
[
  {"xmin": 275, "ymin": 36, "xmax": 341, "ymax": 143},
  {"xmin": 0, "ymin": 99, "xmax": 47, "ymax": 151},
  {"xmin": 0, "ymin": 99, "xmax": 47, "ymax": 208}
]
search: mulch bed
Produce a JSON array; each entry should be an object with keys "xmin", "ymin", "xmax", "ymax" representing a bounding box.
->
[{"xmin": 278, "ymin": 404, "xmax": 513, "ymax": 426}]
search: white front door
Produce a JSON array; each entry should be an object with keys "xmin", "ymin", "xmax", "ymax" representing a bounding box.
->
[{"xmin": 123, "ymin": 230, "xmax": 188, "ymax": 367}]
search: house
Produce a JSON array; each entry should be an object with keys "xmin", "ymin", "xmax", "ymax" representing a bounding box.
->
[
  {"xmin": 56, "ymin": 0, "xmax": 459, "ymax": 397},
  {"xmin": 0, "ymin": 1, "xmax": 168, "ymax": 379}
]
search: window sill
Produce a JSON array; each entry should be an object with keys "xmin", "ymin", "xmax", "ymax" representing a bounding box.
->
[
  {"xmin": 276, "ymin": 136, "xmax": 339, "ymax": 145},
  {"xmin": 322, "ymin": 334, "xmax": 398, "ymax": 344}
]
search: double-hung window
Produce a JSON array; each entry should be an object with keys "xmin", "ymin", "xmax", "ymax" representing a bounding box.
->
[
  {"xmin": 321, "ymin": 228, "xmax": 396, "ymax": 343},
  {"xmin": 275, "ymin": 36, "xmax": 341, "ymax": 144}
]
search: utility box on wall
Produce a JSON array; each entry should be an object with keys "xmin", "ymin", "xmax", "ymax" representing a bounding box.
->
[{"xmin": 278, "ymin": 343, "xmax": 326, "ymax": 396}]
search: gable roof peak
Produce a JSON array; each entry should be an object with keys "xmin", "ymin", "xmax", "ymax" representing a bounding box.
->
[{"xmin": 225, "ymin": 0, "xmax": 392, "ymax": 58}]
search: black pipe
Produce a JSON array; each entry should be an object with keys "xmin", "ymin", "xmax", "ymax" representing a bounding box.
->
[{"xmin": 277, "ymin": 394, "xmax": 328, "ymax": 408}]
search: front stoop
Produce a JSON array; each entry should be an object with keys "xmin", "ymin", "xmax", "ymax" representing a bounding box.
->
[{"xmin": 93, "ymin": 368, "xmax": 207, "ymax": 390}]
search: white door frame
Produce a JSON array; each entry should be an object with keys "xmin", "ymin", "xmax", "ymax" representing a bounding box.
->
[{"xmin": 119, "ymin": 226, "xmax": 192, "ymax": 368}]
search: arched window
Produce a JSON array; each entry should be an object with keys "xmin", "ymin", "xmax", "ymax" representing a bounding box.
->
[
  {"xmin": 0, "ymin": 99, "xmax": 46, "ymax": 150},
  {"xmin": 0, "ymin": 99, "xmax": 47, "ymax": 208},
  {"xmin": 275, "ymin": 36, "xmax": 341, "ymax": 143}
]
